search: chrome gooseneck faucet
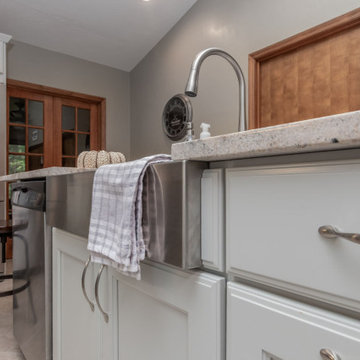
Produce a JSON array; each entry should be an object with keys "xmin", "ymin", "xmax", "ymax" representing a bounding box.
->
[{"xmin": 185, "ymin": 47, "xmax": 247, "ymax": 132}]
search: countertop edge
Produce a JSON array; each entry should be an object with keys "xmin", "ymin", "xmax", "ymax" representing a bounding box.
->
[
  {"xmin": 171, "ymin": 111, "xmax": 360, "ymax": 162},
  {"xmin": 0, "ymin": 167, "xmax": 96, "ymax": 182}
]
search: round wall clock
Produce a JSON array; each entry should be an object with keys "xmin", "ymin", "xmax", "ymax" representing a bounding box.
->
[{"xmin": 162, "ymin": 94, "xmax": 192, "ymax": 141}]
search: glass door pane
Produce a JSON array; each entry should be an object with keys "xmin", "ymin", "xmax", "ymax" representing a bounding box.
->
[
  {"xmin": 28, "ymin": 128, "xmax": 44, "ymax": 153},
  {"xmin": 77, "ymin": 133, "xmax": 90, "ymax": 154},
  {"xmin": 77, "ymin": 108, "xmax": 90, "ymax": 132},
  {"xmin": 62, "ymin": 158, "xmax": 75, "ymax": 167},
  {"xmin": 8, "ymin": 154, "xmax": 26, "ymax": 174},
  {"xmin": 28, "ymin": 100, "xmax": 44, "ymax": 126},
  {"xmin": 9, "ymin": 126, "xmax": 26, "ymax": 153},
  {"xmin": 29, "ymin": 156, "xmax": 43, "ymax": 171},
  {"xmin": 9, "ymin": 97, "xmax": 25, "ymax": 124},
  {"xmin": 62, "ymin": 132, "xmax": 76, "ymax": 156},
  {"xmin": 62, "ymin": 106, "xmax": 75, "ymax": 130}
]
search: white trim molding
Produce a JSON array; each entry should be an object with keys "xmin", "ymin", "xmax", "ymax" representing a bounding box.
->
[{"xmin": 0, "ymin": 33, "xmax": 12, "ymax": 85}]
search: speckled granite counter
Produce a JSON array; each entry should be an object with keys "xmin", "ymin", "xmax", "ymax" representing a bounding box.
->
[
  {"xmin": 0, "ymin": 167, "xmax": 96, "ymax": 182},
  {"xmin": 172, "ymin": 111, "xmax": 360, "ymax": 161}
]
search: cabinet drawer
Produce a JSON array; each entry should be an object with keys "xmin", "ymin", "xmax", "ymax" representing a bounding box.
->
[
  {"xmin": 226, "ymin": 161, "xmax": 360, "ymax": 311},
  {"xmin": 227, "ymin": 282, "xmax": 360, "ymax": 360}
]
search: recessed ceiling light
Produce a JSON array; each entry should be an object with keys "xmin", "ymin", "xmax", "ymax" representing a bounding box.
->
[{"xmin": 142, "ymin": 0, "xmax": 151, "ymax": 2}]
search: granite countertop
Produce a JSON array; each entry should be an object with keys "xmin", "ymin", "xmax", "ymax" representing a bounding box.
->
[
  {"xmin": 0, "ymin": 167, "xmax": 96, "ymax": 182},
  {"xmin": 172, "ymin": 111, "xmax": 360, "ymax": 162}
]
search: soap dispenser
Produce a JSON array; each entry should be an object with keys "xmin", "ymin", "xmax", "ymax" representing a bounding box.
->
[{"xmin": 200, "ymin": 123, "xmax": 211, "ymax": 139}]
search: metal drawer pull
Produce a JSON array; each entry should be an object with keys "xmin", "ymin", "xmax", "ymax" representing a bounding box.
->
[
  {"xmin": 318, "ymin": 225, "xmax": 360, "ymax": 245},
  {"xmin": 81, "ymin": 256, "xmax": 95, "ymax": 311},
  {"xmin": 95, "ymin": 265, "xmax": 109, "ymax": 323},
  {"xmin": 320, "ymin": 348, "xmax": 341, "ymax": 360}
]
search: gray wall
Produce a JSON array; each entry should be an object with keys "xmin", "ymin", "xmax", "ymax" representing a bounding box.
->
[
  {"xmin": 130, "ymin": 0, "xmax": 360, "ymax": 159},
  {"xmin": 0, "ymin": 84, "xmax": 6, "ymax": 217},
  {"xmin": 7, "ymin": 41, "xmax": 131, "ymax": 158}
]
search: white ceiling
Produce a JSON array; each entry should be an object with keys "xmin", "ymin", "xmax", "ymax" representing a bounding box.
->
[{"xmin": 0, "ymin": 0, "xmax": 197, "ymax": 71}]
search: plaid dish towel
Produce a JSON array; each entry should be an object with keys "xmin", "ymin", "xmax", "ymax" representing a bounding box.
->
[{"xmin": 87, "ymin": 154, "xmax": 171, "ymax": 279}]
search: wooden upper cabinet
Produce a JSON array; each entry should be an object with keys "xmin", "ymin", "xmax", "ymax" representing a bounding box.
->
[
  {"xmin": 7, "ymin": 80, "xmax": 105, "ymax": 173},
  {"xmin": 248, "ymin": 7, "xmax": 360, "ymax": 129}
]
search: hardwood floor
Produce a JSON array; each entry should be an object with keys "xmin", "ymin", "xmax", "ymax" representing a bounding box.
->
[{"xmin": 0, "ymin": 263, "xmax": 25, "ymax": 360}]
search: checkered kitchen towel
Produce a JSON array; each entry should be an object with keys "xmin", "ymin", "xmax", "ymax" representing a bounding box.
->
[{"xmin": 87, "ymin": 154, "xmax": 171, "ymax": 279}]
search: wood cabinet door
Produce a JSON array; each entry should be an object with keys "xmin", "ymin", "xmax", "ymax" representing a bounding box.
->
[
  {"xmin": 52, "ymin": 228, "xmax": 110, "ymax": 360},
  {"xmin": 111, "ymin": 263, "xmax": 225, "ymax": 360},
  {"xmin": 227, "ymin": 282, "xmax": 360, "ymax": 360}
]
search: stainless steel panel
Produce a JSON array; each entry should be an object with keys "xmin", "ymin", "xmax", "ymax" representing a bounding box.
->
[
  {"xmin": 47, "ymin": 161, "xmax": 207, "ymax": 270},
  {"xmin": 46, "ymin": 172, "xmax": 94, "ymax": 238},
  {"xmin": 145, "ymin": 160, "xmax": 207, "ymax": 269},
  {"xmin": 44, "ymin": 222, "xmax": 52, "ymax": 360},
  {"xmin": 12, "ymin": 180, "xmax": 48, "ymax": 360}
]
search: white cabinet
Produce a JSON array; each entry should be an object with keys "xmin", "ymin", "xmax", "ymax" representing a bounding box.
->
[
  {"xmin": 52, "ymin": 228, "xmax": 112, "ymax": 360},
  {"xmin": 227, "ymin": 282, "xmax": 360, "ymax": 360},
  {"xmin": 111, "ymin": 263, "xmax": 225, "ymax": 360},
  {"xmin": 53, "ymin": 228, "xmax": 225, "ymax": 360},
  {"xmin": 226, "ymin": 161, "xmax": 360, "ymax": 312}
]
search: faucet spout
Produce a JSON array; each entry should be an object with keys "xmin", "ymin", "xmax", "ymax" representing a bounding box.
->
[{"xmin": 185, "ymin": 47, "xmax": 247, "ymax": 132}]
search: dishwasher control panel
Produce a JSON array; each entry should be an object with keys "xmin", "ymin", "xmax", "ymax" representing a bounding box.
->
[{"xmin": 12, "ymin": 182, "xmax": 45, "ymax": 211}]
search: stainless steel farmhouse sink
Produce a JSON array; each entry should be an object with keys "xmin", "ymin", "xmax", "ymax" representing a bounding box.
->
[{"xmin": 46, "ymin": 160, "xmax": 207, "ymax": 270}]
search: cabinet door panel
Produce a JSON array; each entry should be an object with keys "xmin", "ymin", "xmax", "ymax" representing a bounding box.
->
[
  {"xmin": 112, "ymin": 263, "xmax": 225, "ymax": 360},
  {"xmin": 226, "ymin": 162, "xmax": 360, "ymax": 311},
  {"xmin": 53, "ymin": 228, "xmax": 99, "ymax": 360},
  {"xmin": 97, "ymin": 264, "xmax": 113, "ymax": 360},
  {"xmin": 227, "ymin": 282, "xmax": 360, "ymax": 360}
]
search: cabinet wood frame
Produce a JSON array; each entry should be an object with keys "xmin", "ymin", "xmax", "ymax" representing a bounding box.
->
[
  {"xmin": 248, "ymin": 7, "xmax": 360, "ymax": 129},
  {"xmin": 7, "ymin": 79, "xmax": 106, "ymax": 150}
]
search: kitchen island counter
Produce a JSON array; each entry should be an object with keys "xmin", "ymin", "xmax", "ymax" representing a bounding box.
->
[
  {"xmin": 0, "ymin": 167, "xmax": 95, "ymax": 182},
  {"xmin": 172, "ymin": 111, "xmax": 360, "ymax": 162}
]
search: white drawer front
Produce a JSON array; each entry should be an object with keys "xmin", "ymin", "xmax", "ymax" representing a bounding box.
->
[
  {"xmin": 227, "ymin": 282, "xmax": 360, "ymax": 360},
  {"xmin": 226, "ymin": 162, "xmax": 360, "ymax": 311}
]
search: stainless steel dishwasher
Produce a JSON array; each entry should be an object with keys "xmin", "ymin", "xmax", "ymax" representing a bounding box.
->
[{"xmin": 11, "ymin": 180, "xmax": 51, "ymax": 360}]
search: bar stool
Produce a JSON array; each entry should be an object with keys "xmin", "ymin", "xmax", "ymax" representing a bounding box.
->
[
  {"xmin": 0, "ymin": 220, "xmax": 12, "ymax": 277},
  {"xmin": 0, "ymin": 220, "xmax": 13, "ymax": 297}
]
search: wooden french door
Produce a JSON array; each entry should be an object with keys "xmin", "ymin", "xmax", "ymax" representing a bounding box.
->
[
  {"xmin": 7, "ymin": 80, "xmax": 105, "ymax": 173},
  {"xmin": 5, "ymin": 80, "xmax": 105, "ymax": 258}
]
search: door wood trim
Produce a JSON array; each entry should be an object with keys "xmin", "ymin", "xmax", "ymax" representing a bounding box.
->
[{"xmin": 7, "ymin": 79, "xmax": 106, "ymax": 149}]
